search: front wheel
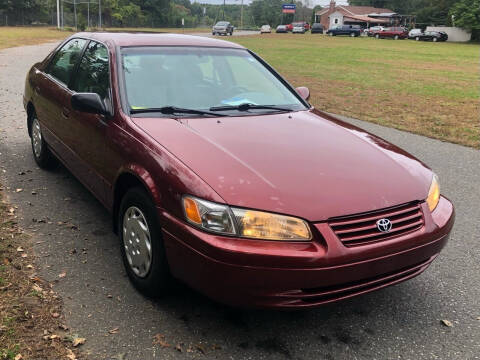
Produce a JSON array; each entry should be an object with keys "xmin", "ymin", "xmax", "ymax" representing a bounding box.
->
[
  {"xmin": 350, "ymin": 32, "xmax": 355, "ymax": 37},
  {"xmin": 329, "ymin": 32, "xmax": 333, "ymax": 36},
  {"xmin": 433, "ymin": 37, "xmax": 438, "ymax": 42},
  {"xmin": 416, "ymin": 36, "xmax": 420, "ymax": 41},
  {"xmin": 119, "ymin": 187, "xmax": 171, "ymax": 297},
  {"xmin": 375, "ymin": 34, "xmax": 380, "ymax": 39},
  {"xmin": 394, "ymin": 35, "xmax": 399, "ymax": 40},
  {"xmin": 30, "ymin": 116, "xmax": 57, "ymax": 169}
]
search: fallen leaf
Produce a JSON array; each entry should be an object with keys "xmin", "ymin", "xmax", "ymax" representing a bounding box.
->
[
  {"xmin": 51, "ymin": 312, "xmax": 60, "ymax": 318},
  {"xmin": 153, "ymin": 333, "xmax": 170, "ymax": 347},
  {"xmin": 8, "ymin": 207, "xmax": 14, "ymax": 214},
  {"xmin": 14, "ymin": 354, "xmax": 22, "ymax": 360},
  {"xmin": 196, "ymin": 344, "xmax": 207, "ymax": 354},
  {"xmin": 15, "ymin": 188, "xmax": 23, "ymax": 193},
  {"xmin": 72, "ymin": 337, "xmax": 86, "ymax": 347},
  {"xmin": 21, "ymin": 253, "xmax": 28, "ymax": 258},
  {"xmin": 16, "ymin": 247, "xmax": 24, "ymax": 252},
  {"xmin": 441, "ymin": 319, "xmax": 453, "ymax": 327},
  {"xmin": 175, "ymin": 344, "xmax": 183, "ymax": 352},
  {"xmin": 50, "ymin": 334, "xmax": 59, "ymax": 339},
  {"xmin": 108, "ymin": 327, "xmax": 119, "ymax": 334},
  {"xmin": 58, "ymin": 272, "xmax": 66, "ymax": 278},
  {"xmin": 26, "ymin": 264, "xmax": 33, "ymax": 269},
  {"xmin": 32, "ymin": 284, "xmax": 43, "ymax": 292},
  {"xmin": 66, "ymin": 348, "xmax": 76, "ymax": 360},
  {"xmin": 31, "ymin": 190, "xmax": 37, "ymax": 195}
]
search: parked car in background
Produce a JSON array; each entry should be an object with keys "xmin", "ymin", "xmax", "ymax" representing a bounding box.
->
[
  {"xmin": 408, "ymin": 28, "xmax": 423, "ymax": 39},
  {"xmin": 414, "ymin": 31, "xmax": 448, "ymax": 42},
  {"xmin": 292, "ymin": 21, "xmax": 310, "ymax": 31},
  {"xmin": 286, "ymin": 23, "xmax": 293, "ymax": 32},
  {"xmin": 310, "ymin": 23, "xmax": 324, "ymax": 34},
  {"xmin": 374, "ymin": 27, "xmax": 408, "ymax": 40},
  {"xmin": 326, "ymin": 25, "xmax": 361, "ymax": 37},
  {"xmin": 366, "ymin": 26, "xmax": 384, "ymax": 36},
  {"xmin": 260, "ymin": 25, "xmax": 271, "ymax": 34},
  {"xmin": 276, "ymin": 25, "xmax": 288, "ymax": 33},
  {"xmin": 212, "ymin": 21, "xmax": 233, "ymax": 36},
  {"xmin": 23, "ymin": 32, "xmax": 454, "ymax": 309},
  {"xmin": 292, "ymin": 25, "xmax": 306, "ymax": 34}
]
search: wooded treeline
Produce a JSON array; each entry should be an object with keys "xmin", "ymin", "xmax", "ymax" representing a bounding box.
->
[{"xmin": 0, "ymin": 0, "xmax": 478, "ymax": 31}]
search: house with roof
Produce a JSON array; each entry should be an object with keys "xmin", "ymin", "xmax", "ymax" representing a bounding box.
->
[{"xmin": 315, "ymin": 0, "xmax": 404, "ymax": 30}]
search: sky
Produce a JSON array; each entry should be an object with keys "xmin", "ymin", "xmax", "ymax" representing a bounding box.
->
[{"xmin": 190, "ymin": 0, "xmax": 349, "ymax": 6}]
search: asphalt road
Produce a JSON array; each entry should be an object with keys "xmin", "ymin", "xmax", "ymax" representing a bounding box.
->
[{"xmin": 0, "ymin": 42, "xmax": 479, "ymax": 360}]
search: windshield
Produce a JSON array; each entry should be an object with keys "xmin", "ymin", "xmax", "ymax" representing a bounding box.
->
[
  {"xmin": 216, "ymin": 22, "xmax": 228, "ymax": 26},
  {"xmin": 121, "ymin": 47, "xmax": 307, "ymax": 115}
]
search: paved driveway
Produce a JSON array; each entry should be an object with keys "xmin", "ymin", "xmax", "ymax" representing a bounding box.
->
[{"xmin": 0, "ymin": 42, "xmax": 479, "ymax": 360}]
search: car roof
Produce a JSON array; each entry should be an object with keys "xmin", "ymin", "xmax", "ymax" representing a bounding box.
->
[{"xmin": 74, "ymin": 32, "xmax": 245, "ymax": 49}]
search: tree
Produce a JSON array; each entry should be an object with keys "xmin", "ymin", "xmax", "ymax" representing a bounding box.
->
[{"xmin": 449, "ymin": 0, "xmax": 480, "ymax": 30}]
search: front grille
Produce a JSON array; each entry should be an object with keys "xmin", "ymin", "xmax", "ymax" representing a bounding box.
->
[{"xmin": 329, "ymin": 202, "xmax": 424, "ymax": 247}]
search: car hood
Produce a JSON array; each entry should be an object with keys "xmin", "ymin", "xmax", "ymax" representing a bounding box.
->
[{"xmin": 132, "ymin": 110, "xmax": 432, "ymax": 221}]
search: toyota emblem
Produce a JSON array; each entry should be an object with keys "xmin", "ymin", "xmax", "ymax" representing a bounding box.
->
[{"xmin": 376, "ymin": 218, "xmax": 392, "ymax": 233}]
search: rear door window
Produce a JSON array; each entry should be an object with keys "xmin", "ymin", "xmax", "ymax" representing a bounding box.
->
[{"xmin": 47, "ymin": 38, "xmax": 87, "ymax": 86}]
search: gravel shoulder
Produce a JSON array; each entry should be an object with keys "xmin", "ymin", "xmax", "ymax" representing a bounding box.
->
[{"xmin": 0, "ymin": 42, "xmax": 479, "ymax": 360}]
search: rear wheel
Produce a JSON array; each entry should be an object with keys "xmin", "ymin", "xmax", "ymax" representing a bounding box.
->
[
  {"xmin": 30, "ymin": 116, "xmax": 57, "ymax": 169},
  {"xmin": 329, "ymin": 32, "xmax": 333, "ymax": 36},
  {"xmin": 433, "ymin": 37, "xmax": 438, "ymax": 42},
  {"xmin": 118, "ymin": 187, "xmax": 171, "ymax": 297},
  {"xmin": 416, "ymin": 36, "xmax": 420, "ymax": 41},
  {"xmin": 394, "ymin": 35, "xmax": 399, "ymax": 40},
  {"xmin": 350, "ymin": 32, "xmax": 355, "ymax": 37}
]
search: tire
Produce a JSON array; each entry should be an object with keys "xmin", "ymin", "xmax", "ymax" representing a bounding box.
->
[
  {"xmin": 394, "ymin": 35, "xmax": 399, "ymax": 40},
  {"xmin": 350, "ymin": 32, "xmax": 355, "ymax": 37},
  {"xmin": 433, "ymin": 37, "xmax": 438, "ymax": 42},
  {"xmin": 375, "ymin": 34, "xmax": 380, "ymax": 39},
  {"xmin": 30, "ymin": 114, "xmax": 57, "ymax": 170},
  {"xmin": 416, "ymin": 36, "xmax": 420, "ymax": 41},
  {"xmin": 118, "ymin": 187, "xmax": 171, "ymax": 297},
  {"xmin": 329, "ymin": 32, "xmax": 333, "ymax": 36}
]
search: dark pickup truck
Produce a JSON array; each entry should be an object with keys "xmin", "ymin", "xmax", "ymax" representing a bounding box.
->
[{"xmin": 326, "ymin": 25, "xmax": 362, "ymax": 37}]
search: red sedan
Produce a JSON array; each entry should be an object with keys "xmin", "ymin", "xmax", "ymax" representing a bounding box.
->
[
  {"xmin": 374, "ymin": 27, "xmax": 409, "ymax": 40},
  {"xmin": 23, "ymin": 33, "xmax": 454, "ymax": 309}
]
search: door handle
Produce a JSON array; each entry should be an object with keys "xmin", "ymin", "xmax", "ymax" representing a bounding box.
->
[{"xmin": 62, "ymin": 107, "xmax": 70, "ymax": 119}]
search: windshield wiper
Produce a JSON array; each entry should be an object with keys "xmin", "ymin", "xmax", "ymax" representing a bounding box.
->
[
  {"xmin": 130, "ymin": 106, "xmax": 223, "ymax": 117},
  {"xmin": 209, "ymin": 103, "xmax": 293, "ymax": 112}
]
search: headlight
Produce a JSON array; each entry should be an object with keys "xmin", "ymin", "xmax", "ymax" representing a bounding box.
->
[
  {"xmin": 182, "ymin": 196, "xmax": 312, "ymax": 241},
  {"xmin": 426, "ymin": 174, "xmax": 440, "ymax": 212}
]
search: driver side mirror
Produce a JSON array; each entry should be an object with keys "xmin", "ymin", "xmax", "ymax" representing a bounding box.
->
[
  {"xmin": 71, "ymin": 93, "xmax": 107, "ymax": 115},
  {"xmin": 295, "ymin": 86, "xmax": 310, "ymax": 101}
]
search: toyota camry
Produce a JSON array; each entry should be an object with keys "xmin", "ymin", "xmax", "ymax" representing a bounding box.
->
[{"xmin": 23, "ymin": 33, "xmax": 454, "ymax": 308}]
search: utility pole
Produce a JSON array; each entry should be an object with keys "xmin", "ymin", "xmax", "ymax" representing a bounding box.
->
[
  {"xmin": 57, "ymin": 0, "xmax": 60, "ymax": 28},
  {"xmin": 223, "ymin": 0, "xmax": 225, "ymax": 20},
  {"xmin": 74, "ymin": 0, "xmax": 77, "ymax": 30},
  {"xmin": 99, "ymin": 0, "xmax": 102, "ymax": 28},
  {"xmin": 87, "ymin": 0, "xmax": 90, "ymax": 28},
  {"xmin": 240, "ymin": 0, "xmax": 243, "ymax": 29}
]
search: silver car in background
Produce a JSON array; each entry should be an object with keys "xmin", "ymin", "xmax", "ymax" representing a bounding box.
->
[{"xmin": 212, "ymin": 21, "xmax": 234, "ymax": 36}]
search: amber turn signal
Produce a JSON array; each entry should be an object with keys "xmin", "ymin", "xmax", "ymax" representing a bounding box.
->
[
  {"xmin": 426, "ymin": 174, "xmax": 440, "ymax": 212},
  {"xmin": 183, "ymin": 197, "xmax": 202, "ymax": 224}
]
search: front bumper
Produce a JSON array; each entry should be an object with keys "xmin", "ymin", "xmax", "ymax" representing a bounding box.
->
[{"xmin": 160, "ymin": 197, "xmax": 454, "ymax": 309}]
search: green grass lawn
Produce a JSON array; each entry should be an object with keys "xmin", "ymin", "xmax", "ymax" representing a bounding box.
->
[{"xmin": 231, "ymin": 34, "xmax": 480, "ymax": 148}]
